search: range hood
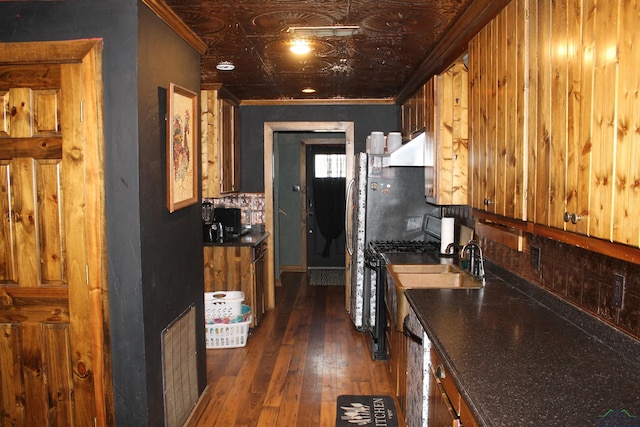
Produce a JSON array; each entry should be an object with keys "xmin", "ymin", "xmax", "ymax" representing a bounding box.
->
[{"xmin": 383, "ymin": 132, "xmax": 427, "ymax": 167}]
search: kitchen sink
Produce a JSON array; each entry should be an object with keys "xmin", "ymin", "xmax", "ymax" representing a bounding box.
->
[
  {"xmin": 387, "ymin": 264, "xmax": 460, "ymax": 274},
  {"xmin": 387, "ymin": 263, "xmax": 483, "ymax": 289},
  {"xmin": 385, "ymin": 263, "xmax": 483, "ymax": 329}
]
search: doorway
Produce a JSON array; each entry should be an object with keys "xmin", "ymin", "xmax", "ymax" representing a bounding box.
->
[
  {"xmin": 263, "ymin": 122, "xmax": 354, "ymax": 311},
  {"xmin": 304, "ymin": 143, "xmax": 346, "ymax": 268}
]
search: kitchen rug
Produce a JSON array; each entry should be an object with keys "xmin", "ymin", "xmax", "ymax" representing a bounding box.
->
[
  {"xmin": 309, "ymin": 269, "xmax": 345, "ymax": 286},
  {"xmin": 336, "ymin": 395, "xmax": 398, "ymax": 427}
]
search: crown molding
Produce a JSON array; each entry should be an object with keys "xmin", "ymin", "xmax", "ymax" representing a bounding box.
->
[{"xmin": 141, "ymin": 0, "xmax": 207, "ymax": 55}]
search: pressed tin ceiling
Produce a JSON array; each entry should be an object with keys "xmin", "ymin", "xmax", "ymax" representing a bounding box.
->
[{"xmin": 163, "ymin": 0, "xmax": 509, "ymax": 102}]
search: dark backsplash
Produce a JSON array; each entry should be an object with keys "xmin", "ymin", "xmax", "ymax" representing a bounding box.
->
[{"xmin": 443, "ymin": 206, "xmax": 640, "ymax": 342}]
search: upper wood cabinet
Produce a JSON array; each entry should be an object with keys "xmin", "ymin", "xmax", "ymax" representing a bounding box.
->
[
  {"xmin": 425, "ymin": 61, "xmax": 469, "ymax": 205},
  {"xmin": 401, "ymin": 84, "xmax": 425, "ymax": 140},
  {"xmin": 528, "ymin": 0, "xmax": 591, "ymax": 235},
  {"xmin": 469, "ymin": 0, "xmax": 640, "ymax": 248},
  {"xmin": 468, "ymin": 0, "xmax": 528, "ymax": 220},
  {"xmin": 201, "ymin": 88, "xmax": 240, "ymax": 198},
  {"xmin": 528, "ymin": 0, "xmax": 640, "ymax": 246}
]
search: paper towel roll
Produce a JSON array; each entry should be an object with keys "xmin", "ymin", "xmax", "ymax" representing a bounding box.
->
[{"xmin": 440, "ymin": 217, "xmax": 455, "ymax": 254}]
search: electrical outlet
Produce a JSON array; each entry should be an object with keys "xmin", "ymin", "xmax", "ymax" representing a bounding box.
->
[
  {"xmin": 612, "ymin": 273, "xmax": 625, "ymax": 309},
  {"xmin": 531, "ymin": 246, "xmax": 541, "ymax": 271}
]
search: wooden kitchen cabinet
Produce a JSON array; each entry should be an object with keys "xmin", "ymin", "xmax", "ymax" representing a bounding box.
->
[
  {"xmin": 526, "ymin": 0, "xmax": 640, "ymax": 246},
  {"xmin": 468, "ymin": 0, "xmax": 528, "ymax": 220},
  {"xmin": 201, "ymin": 88, "xmax": 240, "ymax": 198},
  {"xmin": 401, "ymin": 84, "xmax": 425, "ymax": 140},
  {"xmin": 203, "ymin": 241, "xmax": 266, "ymax": 327},
  {"xmin": 424, "ymin": 60, "xmax": 469, "ymax": 205},
  {"xmin": 469, "ymin": 0, "xmax": 640, "ymax": 247}
]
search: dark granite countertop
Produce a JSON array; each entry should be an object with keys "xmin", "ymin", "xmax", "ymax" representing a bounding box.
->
[
  {"xmin": 203, "ymin": 230, "xmax": 269, "ymax": 248},
  {"xmin": 404, "ymin": 263, "xmax": 640, "ymax": 426}
]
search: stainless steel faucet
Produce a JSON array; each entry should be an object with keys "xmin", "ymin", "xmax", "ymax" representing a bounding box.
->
[
  {"xmin": 461, "ymin": 240, "xmax": 486, "ymax": 285},
  {"xmin": 444, "ymin": 242, "xmax": 458, "ymax": 255}
]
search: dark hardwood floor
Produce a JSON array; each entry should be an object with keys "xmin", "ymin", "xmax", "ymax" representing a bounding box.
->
[{"xmin": 194, "ymin": 271, "xmax": 403, "ymax": 427}]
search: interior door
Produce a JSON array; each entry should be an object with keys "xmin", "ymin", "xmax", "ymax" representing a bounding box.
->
[
  {"xmin": 305, "ymin": 144, "xmax": 346, "ymax": 268},
  {"xmin": 0, "ymin": 41, "xmax": 110, "ymax": 426}
]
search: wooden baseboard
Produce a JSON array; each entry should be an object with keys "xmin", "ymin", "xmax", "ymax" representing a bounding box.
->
[{"xmin": 183, "ymin": 385, "xmax": 212, "ymax": 427}]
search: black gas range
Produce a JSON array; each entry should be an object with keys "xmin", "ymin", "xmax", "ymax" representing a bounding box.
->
[{"xmin": 363, "ymin": 216, "xmax": 443, "ymax": 360}]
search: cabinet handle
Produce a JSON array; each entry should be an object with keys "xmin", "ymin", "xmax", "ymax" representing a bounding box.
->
[
  {"xmin": 403, "ymin": 315, "xmax": 423, "ymax": 345},
  {"xmin": 483, "ymin": 198, "xmax": 494, "ymax": 206},
  {"xmin": 563, "ymin": 212, "xmax": 583, "ymax": 224}
]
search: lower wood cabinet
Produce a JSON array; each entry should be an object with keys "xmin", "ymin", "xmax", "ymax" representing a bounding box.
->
[{"xmin": 203, "ymin": 241, "xmax": 267, "ymax": 327}]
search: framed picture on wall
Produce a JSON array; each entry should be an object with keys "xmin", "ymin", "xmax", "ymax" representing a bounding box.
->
[{"xmin": 167, "ymin": 82, "xmax": 198, "ymax": 212}]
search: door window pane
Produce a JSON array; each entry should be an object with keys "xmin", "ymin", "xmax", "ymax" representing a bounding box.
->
[{"xmin": 314, "ymin": 154, "xmax": 346, "ymax": 178}]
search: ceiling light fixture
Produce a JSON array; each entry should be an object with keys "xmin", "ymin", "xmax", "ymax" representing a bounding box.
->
[
  {"xmin": 301, "ymin": 88, "xmax": 316, "ymax": 94},
  {"xmin": 288, "ymin": 25, "xmax": 360, "ymax": 38},
  {"xmin": 290, "ymin": 40, "xmax": 311, "ymax": 55},
  {"xmin": 216, "ymin": 61, "xmax": 235, "ymax": 71}
]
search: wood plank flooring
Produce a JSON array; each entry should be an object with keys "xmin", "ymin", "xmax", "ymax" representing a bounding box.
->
[{"xmin": 194, "ymin": 271, "xmax": 404, "ymax": 427}]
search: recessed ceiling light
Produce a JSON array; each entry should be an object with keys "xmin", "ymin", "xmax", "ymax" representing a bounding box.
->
[
  {"xmin": 290, "ymin": 40, "xmax": 311, "ymax": 55},
  {"xmin": 216, "ymin": 61, "xmax": 235, "ymax": 71},
  {"xmin": 301, "ymin": 88, "xmax": 316, "ymax": 94}
]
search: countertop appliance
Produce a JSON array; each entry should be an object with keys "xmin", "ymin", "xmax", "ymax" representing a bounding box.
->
[
  {"xmin": 202, "ymin": 201, "xmax": 222, "ymax": 242},
  {"xmin": 214, "ymin": 207, "xmax": 244, "ymax": 239},
  {"xmin": 345, "ymin": 151, "xmax": 439, "ymax": 360}
]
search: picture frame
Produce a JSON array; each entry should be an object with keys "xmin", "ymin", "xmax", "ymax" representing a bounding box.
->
[{"xmin": 167, "ymin": 83, "xmax": 198, "ymax": 212}]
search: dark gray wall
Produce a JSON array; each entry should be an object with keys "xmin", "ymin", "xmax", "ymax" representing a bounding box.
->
[
  {"xmin": 0, "ymin": 1, "xmax": 206, "ymax": 425},
  {"xmin": 240, "ymin": 104, "xmax": 400, "ymax": 191},
  {"xmin": 138, "ymin": 6, "xmax": 205, "ymax": 426}
]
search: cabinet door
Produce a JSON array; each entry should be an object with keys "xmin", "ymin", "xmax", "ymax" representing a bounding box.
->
[
  {"xmin": 201, "ymin": 91, "xmax": 240, "ymax": 197},
  {"xmin": 469, "ymin": 0, "xmax": 527, "ymax": 220},
  {"xmin": 414, "ymin": 84, "xmax": 425, "ymax": 136},
  {"xmin": 427, "ymin": 62, "xmax": 469, "ymax": 205},
  {"xmin": 529, "ymin": 0, "xmax": 591, "ymax": 235},
  {"xmin": 201, "ymin": 89, "xmax": 220, "ymax": 198},
  {"xmin": 219, "ymin": 98, "xmax": 240, "ymax": 194},
  {"xmin": 402, "ymin": 86, "xmax": 426, "ymax": 139}
]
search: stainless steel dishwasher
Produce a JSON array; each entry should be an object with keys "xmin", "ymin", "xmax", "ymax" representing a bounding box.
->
[{"xmin": 404, "ymin": 307, "xmax": 428, "ymax": 426}]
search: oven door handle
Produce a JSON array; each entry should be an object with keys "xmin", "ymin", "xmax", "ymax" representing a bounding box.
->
[{"xmin": 403, "ymin": 315, "xmax": 423, "ymax": 345}]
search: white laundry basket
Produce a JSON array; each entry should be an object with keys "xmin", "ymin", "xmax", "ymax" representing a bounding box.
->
[{"xmin": 204, "ymin": 291, "xmax": 244, "ymax": 321}]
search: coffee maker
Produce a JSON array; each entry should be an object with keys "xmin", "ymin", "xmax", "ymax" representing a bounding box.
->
[{"xmin": 213, "ymin": 207, "xmax": 242, "ymax": 238}]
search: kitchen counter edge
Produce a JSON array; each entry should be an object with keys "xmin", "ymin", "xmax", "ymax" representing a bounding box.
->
[{"xmin": 203, "ymin": 230, "xmax": 269, "ymax": 247}]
